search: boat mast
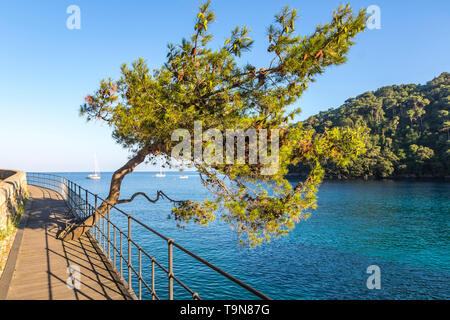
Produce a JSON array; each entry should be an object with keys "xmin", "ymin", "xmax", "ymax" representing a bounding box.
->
[{"xmin": 94, "ymin": 153, "xmax": 100, "ymax": 176}]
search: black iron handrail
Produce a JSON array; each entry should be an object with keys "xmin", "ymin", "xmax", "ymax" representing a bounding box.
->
[{"xmin": 26, "ymin": 172, "xmax": 271, "ymax": 300}]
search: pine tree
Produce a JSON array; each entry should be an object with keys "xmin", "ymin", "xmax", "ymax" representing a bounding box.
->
[{"xmin": 67, "ymin": 1, "xmax": 367, "ymax": 246}]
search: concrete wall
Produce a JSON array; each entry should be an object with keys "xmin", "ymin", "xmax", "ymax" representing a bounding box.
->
[{"xmin": 0, "ymin": 170, "xmax": 28, "ymax": 231}]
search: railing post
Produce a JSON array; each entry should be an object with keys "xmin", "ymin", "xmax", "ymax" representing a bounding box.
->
[
  {"xmin": 128, "ymin": 215, "xmax": 132, "ymax": 290},
  {"xmin": 85, "ymin": 190, "xmax": 88, "ymax": 218},
  {"xmin": 152, "ymin": 259, "xmax": 155, "ymax": 300},
  {"xmin": 94, "ymin": 195, "xmax": 98, "ymax": 239},
  {"xmin": 113, "ymin": 227, "xmax": 116, "ymax": 267},
  {"xmin": 107, "ymin": 210, "xmax": 110, "ymax": 258},
  {"xmin": 102, "ymin": 213, "xmax": 105, "ymax": 250},
  {"xmin": 120, "ymin": 233, "xmax": 123, "ymax": 277},
  {"xmin": 138, "ymin": 247, "xmax": 142, "ymax": 300},
  {"xmin": 168, "ymin": 238, "xmax": 173, "ymax": 300}
]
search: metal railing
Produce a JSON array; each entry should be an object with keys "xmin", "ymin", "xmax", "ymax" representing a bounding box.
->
[{"xmin": 26, "ymin": 172, "xmax": 271, "ymax": 300}]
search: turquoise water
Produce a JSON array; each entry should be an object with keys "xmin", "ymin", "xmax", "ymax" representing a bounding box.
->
[{"xmin": 57, "ymin": 172, "xmax": 449, "ymax": 299}]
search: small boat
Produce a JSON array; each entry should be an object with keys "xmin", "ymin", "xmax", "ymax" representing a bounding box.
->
[
  {"xmin": 179, "ymin": 168, "xmax": 188, "ymax": 179},
  {"xmin": 87, "ymin": 154, "xmax": 101, "ymax": 180},
  {"xmin": 154, "ymin": 166, "xmax": 166, "ymax": 178}
]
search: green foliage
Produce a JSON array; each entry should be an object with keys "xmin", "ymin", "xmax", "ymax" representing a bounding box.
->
[
  {"xmin": 0, "ymin": 199, "xmax": 26, "ymax": 241},
  {"xmin": 299, "ymin": 72, "xmax": 450, "ymax": 178},
  {"xmin": 81, "ymin": 1, "xmax": 367, "ymax": 246}
]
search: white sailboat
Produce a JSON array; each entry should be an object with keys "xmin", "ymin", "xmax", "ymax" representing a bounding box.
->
[
  {"xmin": 87, "ymin": 153, "xmax": 101, "ymax": 180},
  {"xmin": 154, "ymin": 166, "xmax": 166, "ymax": 178},
  {"xmin": 179, "ymin": 168, "xmax": 188, "ymax": 179}
]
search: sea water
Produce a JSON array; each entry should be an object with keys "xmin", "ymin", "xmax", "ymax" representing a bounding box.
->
[{"xmin": 53, "ymin": 172, "xmax": 449, "ymax": 299}]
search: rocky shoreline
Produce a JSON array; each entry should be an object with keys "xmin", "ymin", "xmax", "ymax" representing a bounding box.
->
[{"xmin": 285, "ymin": 173, "xmax": 450, "ymax": 181}]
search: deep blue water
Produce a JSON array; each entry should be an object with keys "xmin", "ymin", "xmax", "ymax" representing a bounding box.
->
[{"xmin": 54, "ymin": 172, "xmax": 449, "ymax": 299}]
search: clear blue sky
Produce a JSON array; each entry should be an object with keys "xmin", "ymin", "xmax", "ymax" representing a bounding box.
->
[{"xmin": 1, "ymin": 0, "xmax": 449, "ymax": 172}]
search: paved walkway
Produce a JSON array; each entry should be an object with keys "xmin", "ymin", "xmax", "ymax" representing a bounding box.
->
[{"xmin": 0, "ymin": 185, "xmax": 132, "ymax": 300}]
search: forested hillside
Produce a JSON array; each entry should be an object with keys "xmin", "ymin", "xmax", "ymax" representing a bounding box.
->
[{"xmin": 293, "ymin": 72, "xmax": 450, "ymax": 179}]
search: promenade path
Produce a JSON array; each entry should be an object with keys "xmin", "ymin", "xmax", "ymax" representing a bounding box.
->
[{"xmin": 0, "ymin": 185, "xmax": 133, "ymax": 300}]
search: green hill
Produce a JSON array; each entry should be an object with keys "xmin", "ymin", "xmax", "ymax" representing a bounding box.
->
[{"xmin": 294, "ymin": 72, "xmax": 450, "ymax": 179}]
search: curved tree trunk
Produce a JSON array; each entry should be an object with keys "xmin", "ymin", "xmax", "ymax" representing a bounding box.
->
[{"xmin": 59, "ymin": 146, "xmax": 153, "ymax": 241}]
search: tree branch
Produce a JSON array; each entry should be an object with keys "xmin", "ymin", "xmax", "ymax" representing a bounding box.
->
[{"xmin": 117, "ymin": 190, "xmax": 186, "ymax": 204}]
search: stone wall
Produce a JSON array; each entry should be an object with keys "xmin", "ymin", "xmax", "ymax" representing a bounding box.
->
[{"xmin": 0, "ymin": 170, "xmax": 28, "ymax": 231}]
